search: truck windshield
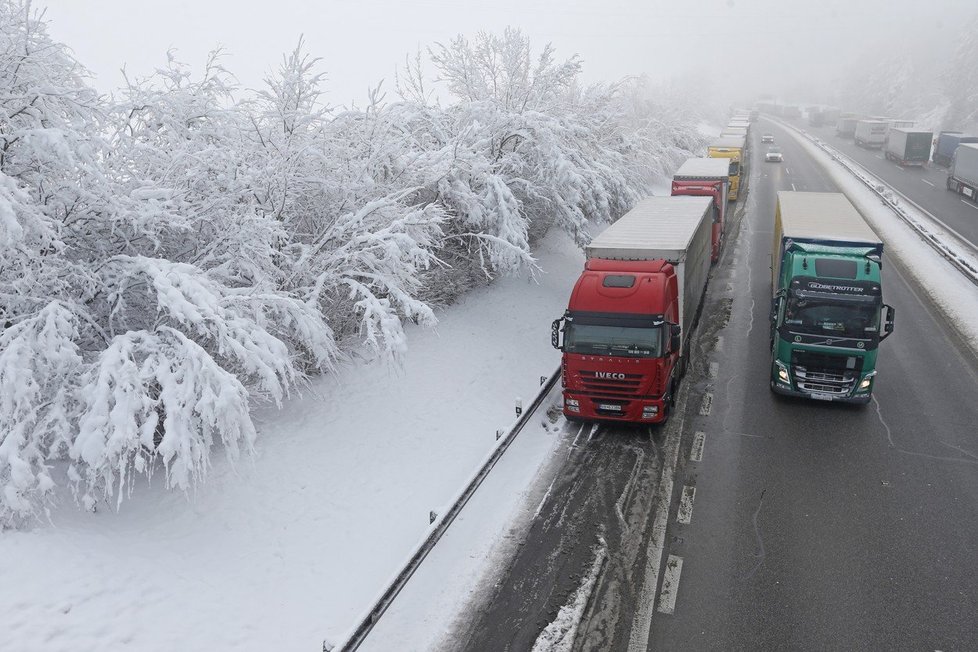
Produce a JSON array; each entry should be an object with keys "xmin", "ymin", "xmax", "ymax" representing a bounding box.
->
[
  {"xmin": 783, "ymin": 298, "xmax": 879, "ymax": 338},
  {"xmin": 728, "ymin": 160, "xmax": 740, "ymax": 176},
  {"xmin": 564, "ymin": 323, "xmax": 662, "ymax": 357}
]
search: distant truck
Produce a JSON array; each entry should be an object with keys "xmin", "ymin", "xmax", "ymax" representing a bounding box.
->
[
  {"xmin": 808, "ymin": 109, "xmax": 824, "ymax": 127},
  {"xmin": 947, "ymin": 143, "xmax": 978, "ymax": 202},
  {"xmin": 672, "ymin": 157, "xmax": 730, "ymax": 263},
  {"xmin": 822, "ymin": 108, "xmax": 841, "ymax": 125},
  {"xmin": 933, "ymin": 131, "xmax": 978, "ymax": 167},
  {"xmin": 708, "ymin": 135, "xmax": 746, "ymax": 201},
  {"xmin": 770, "ymin": 192, "xmax": 894, "ymax": 404},
  {"xmin": 884, "ymin": 128, "xmax": 933, "ymax": 166},
  {"xmin": 836, "ymin": 115, "xmax": 861, "ymax": 138},
  {"xmin": 854, "ymin": 120, "xmax": 888, "ymax": 148},
  {"xmin": 552, "ymin": 196, "xmax": 713, "ymax": 424}
]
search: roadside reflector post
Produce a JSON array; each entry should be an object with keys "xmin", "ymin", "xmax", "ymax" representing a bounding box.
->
[
  {"xmin": 540, "ymin": 376, "xmax": 547, "ymax": 385},
  {"xmin": 429, "ymin": 510, "xmax": 437, "ymax": 524},
  {"xmin": 496, "ymin": 429, "xmax": 504, "ymax": 440},
  {"xmin": 515, "ymin": 398, "xmax": 523, "ymax": 417}
]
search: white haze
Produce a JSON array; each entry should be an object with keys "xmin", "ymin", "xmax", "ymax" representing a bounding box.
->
[{"xmin": 37, "ymin": 0, "xmax": 977, "ymax": 106}]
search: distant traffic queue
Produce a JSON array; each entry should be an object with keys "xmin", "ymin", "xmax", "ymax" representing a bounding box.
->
[{"xmin": 760, "ymin": 101, "xmax": 978, "ymax": 203}]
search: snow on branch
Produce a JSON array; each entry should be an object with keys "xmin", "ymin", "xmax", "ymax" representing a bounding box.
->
[
  {"xmin": 71, "ymin": 327, "xmax": 256, "ymax": 511},
  {"xmin": 0, "ymin": 302, "xmax": 82, "ymax": 524}
]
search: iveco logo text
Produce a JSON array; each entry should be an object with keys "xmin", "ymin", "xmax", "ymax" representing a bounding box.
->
[
  {"xmin": 596, "ymin": 372, "xmax": 626, "ymax": 380},
  {"xmin": 810, "ymin": 282, "xmax": 863, "ymax": 292}
]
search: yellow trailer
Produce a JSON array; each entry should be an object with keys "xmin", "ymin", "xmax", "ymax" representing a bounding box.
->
[{"xmin": 708, "ymin": 135, "xmax": 746, "ymax": 200}]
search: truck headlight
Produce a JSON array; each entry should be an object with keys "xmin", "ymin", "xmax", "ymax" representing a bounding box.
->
[
  {"xmin": 858, "ymin": 371, "xmax": 877, "ymax": 391},
  {"xmin": 775, "ymin": 360, "xmax": 790, "ymax": 383},
  {"xmin": 566, "ymin": 398, "xmax": 580, "ymax": 412},
  {"xmin": 642, "ymin": 405, "xmax": 659, "ymax": 418}
]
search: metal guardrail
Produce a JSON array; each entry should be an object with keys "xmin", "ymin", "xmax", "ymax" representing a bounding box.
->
[
  {"xmin": 775, "ymin": 118, "xmax": 978, "ymax": 287},
  {"xmin": 335, "ymin": 367, "xmax": 562, "ymax": 652}
]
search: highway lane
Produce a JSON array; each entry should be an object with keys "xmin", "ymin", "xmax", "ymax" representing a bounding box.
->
[
  {"xmin": 793, "ymin": 119, "xmax": 978, "ymax": 248},
  {"xmin": 649, "ymin": 118, "xmax": 978, "ymax": 650}
]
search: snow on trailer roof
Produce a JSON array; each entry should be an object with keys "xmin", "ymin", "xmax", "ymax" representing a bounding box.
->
[
  {"xmin": 889, "ymin": 127, "xmax": 931, "ymax": 135},
  {"xmin": 673, "ymin": 157, "xmax": 730, "ymax": 179},
  {"xmin": 587, "ymin": 196, "xmax": 713, "ymax": 261},
  {"xmin": 710, "ymin": 135, "xmax": 746, "ymax": 149},
  {"xmin": 777, "ymin": 191, "xmax": 881, "ymax": 245}
]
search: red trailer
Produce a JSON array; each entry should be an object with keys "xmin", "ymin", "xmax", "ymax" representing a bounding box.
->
[{"xmin": 671, "ymin": 157, "xmax": 730, "ymax": 263}]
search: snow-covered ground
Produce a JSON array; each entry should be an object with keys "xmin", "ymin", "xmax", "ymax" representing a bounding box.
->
[{"xmin": 0, "ymin": 230, "xmax": 586, "ymax": 651}]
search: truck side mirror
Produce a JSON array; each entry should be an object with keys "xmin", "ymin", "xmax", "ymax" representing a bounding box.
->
[
  {"xmin": 771, "ymin": 296, "xmax": 780, "ymax": 323},
  {"xmin": 670, "ymin": 324, "xmax": 681, "ymax": 353},
  {"xmin": 880, "ymin": 304, "xmax": 895, "ymax": 340},
  {"xmin": 551, "ymin": 318, "xmax": 563, "ymax": 350}
]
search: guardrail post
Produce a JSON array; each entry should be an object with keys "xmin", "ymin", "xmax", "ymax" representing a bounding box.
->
[
  {"xmin": 429, "ymin": 510, "xmax": 437, "ymax": 524},
  {"xmin": 496, "ymin": 429, "xmax": 504, "ymax": 440},
  {"xmin": 515, "ymin": 398, "xmax": 523, "ymax": 417}
]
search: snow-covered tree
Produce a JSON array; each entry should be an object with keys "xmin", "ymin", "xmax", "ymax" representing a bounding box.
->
[{"xmin": 0, "ymin": 8, "xmax": 709, "ymax": 526}]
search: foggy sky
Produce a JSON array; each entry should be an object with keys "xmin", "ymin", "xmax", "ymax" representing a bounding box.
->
[{"xmin": 37, "ymin": 0, "xmax": 977, "ymax": 106}]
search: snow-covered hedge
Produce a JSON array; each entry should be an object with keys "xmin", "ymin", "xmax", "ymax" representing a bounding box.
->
[{"xmin": 0, "ymin": 3, "xmax": 709, "ymax": 526}]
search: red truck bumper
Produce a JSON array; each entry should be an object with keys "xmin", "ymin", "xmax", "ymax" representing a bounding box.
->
[{"xmin": 562, "ymin": 391, "xmax": 667, "ymax": 424}]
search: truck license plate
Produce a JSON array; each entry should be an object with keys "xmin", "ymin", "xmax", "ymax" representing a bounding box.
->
[
  {"xmin": 598, "ymin": 403, "xmax": 621, "ymax": 411},
  {"xmin": 809, "ymin": 393, "xmax": 834, "ymax": 401}
]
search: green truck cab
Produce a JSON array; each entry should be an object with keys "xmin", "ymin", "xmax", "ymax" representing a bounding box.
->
[{"xmin": 770, "ymin": 192, "xmax": 895, "ymax": 404}]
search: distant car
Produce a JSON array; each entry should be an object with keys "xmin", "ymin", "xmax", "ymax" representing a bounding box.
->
[
  {"xmin": 765, "ymin": 146, "xmax": 783, "ymax": 162},
  {"xmin": 761, "ymin": 133, "xmax": 774, "ymax": 143}
]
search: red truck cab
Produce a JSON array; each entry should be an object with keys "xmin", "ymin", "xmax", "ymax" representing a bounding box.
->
[
  {"xmin": 552, "ymin": 258, "xmax": 682, "ymax": 423},
  {"xmin": 671, "ymin": 158, "xmax": 730, "ymax": 263}
]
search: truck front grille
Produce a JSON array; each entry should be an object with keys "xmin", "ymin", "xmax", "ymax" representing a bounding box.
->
[
  {"xmin": 793, "ymin": 367, "xmax": 856, "ymax": 395},
  {"xmin": 578, "ymin": 371, "xmax": 644, "ymax": 398},
  {"xmin": 790, "ymin": 351, "xmax": 861, "ymax": 396}
]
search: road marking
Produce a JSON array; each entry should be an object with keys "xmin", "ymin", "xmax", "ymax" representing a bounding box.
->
[
  {"xmin": 690, "ymin": 431, "xmax": 705, "ymax": 462},
  {"xmin": 677, "ymin": 486, "xmax": 696, "ymax": 524},
  {"xmin": 875, "ymin": 154, "xmax": 883, "ymax": 159},
  {"xmin": 791, "ymin": 183, "xmax": 796, "ymax": 191},
  {"xmin": 715, "ymin": 336, "xmax": 724, "ymax": 352},
  {"xmin": 699, "ymin": 392, "xmax": 713, "ymax": 416},
  {"xmin": 627, "ymin": 382, "xmax": 689, "ymax": 652},
  {"xmin": 784, "ymin": 167, "xmax": 790, "ymax": 175},
  {"xmin": 709, "ymin": 361, "xmax": 719, "ymax": 378},
  {"xmin": 656, "ymin": 555, "xmax": 684, "ymax": 615},
  {"xmin": 962, "ymin": 199, "xmax": 978, "ymax": 211},
  {"xmin": 921, "ymin": 178, "xmax": 935, "ymax": 187}
]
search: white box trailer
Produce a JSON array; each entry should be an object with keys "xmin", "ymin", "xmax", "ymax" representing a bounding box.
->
[
  {"xmin": 948, "ymin": 143, "xmax": 978, "ymax": 202},
  {"xmin": 587, "ymin": 196, "xmax": 713, "ymax": 345},
  {"xmin": 884, "ymin": 128, "xmax": 933, "ymax": 166},
  {"xmin": 854, "ymin": 120, "xmax": 888, "ymax": 148},
  {"xmin": 772, "ymin": 192, "xmax": 883, "ymax": 290}
]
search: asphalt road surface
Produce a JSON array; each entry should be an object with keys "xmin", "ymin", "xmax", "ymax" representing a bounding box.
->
[{"xmin": 453, "ymin": 118, "xmax": 978, "ymax": 652}]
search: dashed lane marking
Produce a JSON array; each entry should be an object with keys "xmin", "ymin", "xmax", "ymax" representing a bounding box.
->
[
  {"xmin": 791, "ymin": 183, "xmax": 796, "ymax": 191},
  {"xmin": 715, "ymin": 336, "xmax": 724, "ymax": 352},
  {"xmin": 677, "ymin": 486, "xmax": 696, "ymax": 525},
  {"xmin": 690, "ymin": 431, "xmax": 705, "ymax": 462},
  {"xmin": 656, "ymin": 555, "xmax": 684, "ymax": 615},
  {"xmin": 699, "ymin": 392, "xmax": 713, "ymax": 416},
  {"xmin": 709, "ymin": 362, "xmax": 719, "ymax": 379},
  {"xmin": 962, "ymin": 199, "xmax": 978, "ymax": 211},
  {"xmin": 921, "ymin": 179, "xmax": 935, "ymax": 187}
]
